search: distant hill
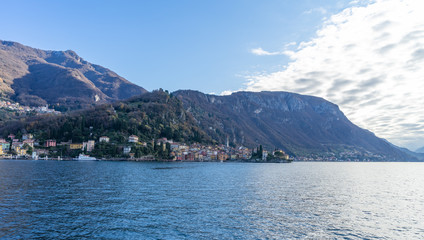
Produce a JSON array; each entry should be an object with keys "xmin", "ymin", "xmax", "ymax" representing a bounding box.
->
[
  {"xmin": 174, "ymin": 90, "xmax": 413, "ymax": 161},
  {"xmin": 0, "ymin": 40, "xmax": 147, "ymax": 109},
  {"xmin": 396, "ymin": 147, "xmax": 424, "ymax": 161},
  {"xmin": 416, "ymin": 147, "xmax": 424, "ymax": 153}
]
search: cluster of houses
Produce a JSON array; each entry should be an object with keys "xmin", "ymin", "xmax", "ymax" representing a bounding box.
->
[
  {"xmin": 294, "ymin": 149, "xmax": 385, "ymax": 161},
  {"xmin": 0, "ymin": 100, "xmax": 59, "ymax": 114},
  {"xmin": 168, "ymin": 141, "xmax": 251, "ymax": 161},
  {"xmin": 131, "ymin": 137, "xmax": 288, "ymax": 162},
  {"xmin": 0, "ymin": 133, "xmax": 94, "ymax": 158},
  {"xmin": 0, "ymin": 133, "xmax": 290, "ymax": 161},
  {"xmin": 0, "ymin": 134, "xmax": 36, "ymax": 157}
]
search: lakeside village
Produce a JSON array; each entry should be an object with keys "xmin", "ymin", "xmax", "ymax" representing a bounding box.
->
[{"xmin": 0, "ymin": 133, "xmax": 292, "ymax": 162}]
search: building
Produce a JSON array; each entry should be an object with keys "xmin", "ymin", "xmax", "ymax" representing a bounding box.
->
[
  {"xmin": 273, "ymin": 150, "xmax": 289, "ymax": 160},
  {"xmin": 70, "ymin": 143, "xmax": 83, "ymax": 150},
  {"xmin": 22, "ymin": 134, "xmax": 33, "ymax": 140},
  {"xmin": 45, "ymin": 140, "xmax": 56, "ymax": 147},
  {"xmin": 11, "ymin": 142, "xmax": 27, "ymax": 156},
  {"xmin": 15, "ymin": 146, "xmax": 26, "ymax": 156},
  {"xmin": 11, "ymin": 142, "xmax": 23, "ymax": 151},
  {"xmin": 58, "ymin": 141, "xmax": 72, "ymax": 146},
  {"xmin": 185, "ymin": 152, "xmax": 195, "ymax": 161},
  {"xmin": 128, "ymin": 135, "xmax": 139, "ymax": 143},
  {"xmin": 170, "ymin": 143, "xmax": 180, "ymax": 150},
  {"xmin": 156, "ymin": 137, "xmax": 172, "ymax": 144},
  {"xmin": 0, "ymin": 147, "xmax": 3, "ymax": 155},
  {"xmin": 83, "ymin": 140, "xmax": 95, "ymax": 152},
  {"xmin": 99, "ymin": 136, "xmax": 110, "ymax": 143},
  {"xmin": 35, "ymin": 149, "xmax": 48, "ymax": 156},
  {"xmin": 23, "ymin": 139, "xmax": 34, "ymax": 148},
  {"xmin": 0, "ymin": 139, "xmax": 10, "ymax": 151},
  {"xmin": 123, "ymin": 146, "xmax": 131, "ymax": 155},
  {"xmin": 262, "ymin": 150, "xmax": 268, "ymax": 161},
  {"xmin": 218, "ymin": 152, "xmax": 228, "ymax": 161},
  {"xmin": 7, "ymin": 134, "xmax": 15, "ymax": 140}
]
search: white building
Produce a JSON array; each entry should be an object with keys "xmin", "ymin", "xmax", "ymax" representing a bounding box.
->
[
  {"xmin": 128, "ymin": 135, "xmax": 139, "ymax": 143},
  {"xmin": 99, "ymin": 136, "xmax": 110, "ymax": 143},
  {"xmin": 262, "ymin": 150, "xmax": 268, "ymax": 161},
  {"xmin": 123, "ymin": 146, "xmax": 131, "ymax": 155}
]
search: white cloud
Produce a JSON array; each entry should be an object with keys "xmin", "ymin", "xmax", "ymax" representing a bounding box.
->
[
  {"xmin": 220, "ymin": 90, "xmax": 234, "ymax": 96},
  {"xmin": 250, "ymin": 47, "xmax": 285, "ymax": 56},
  {"xmin": 244, "ymin": 0, "xmax": 424, "ymax": 150}
]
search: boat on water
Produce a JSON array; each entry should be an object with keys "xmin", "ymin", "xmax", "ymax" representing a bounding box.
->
[{"xmin": 73, "ymin": 154, "xmax": 97, "ymax": 161}]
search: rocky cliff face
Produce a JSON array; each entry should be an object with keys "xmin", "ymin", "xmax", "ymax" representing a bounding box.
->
[
  {"xmin": 0, "ymin": 40, "xmax": 147, "ymax": 108},
  {"xmin": 174, "ymin": 90, "xmax": 411, "ymax": 160}
]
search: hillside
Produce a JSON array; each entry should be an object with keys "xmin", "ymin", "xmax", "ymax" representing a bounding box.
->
[
  {"xmin": 0, "ymin": 90, "xmax": 210, "ymax": 145},
  {"xmin": 174, "ymin": 90, "xmax": 412, "ymax": 161},
  {"xmin": 0, "ymin": 40, "xmax": 147, "ymax": 109},
  {"xmin": 0, "ymin": 88, "xmax": 415, "ymax": 161}
]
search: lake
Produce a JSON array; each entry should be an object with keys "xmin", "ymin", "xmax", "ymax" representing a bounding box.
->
[{"xmin": 0, "ymin": 160, "xmax": 423, "ymax": 239}]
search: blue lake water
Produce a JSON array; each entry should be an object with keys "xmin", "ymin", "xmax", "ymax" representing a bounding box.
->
[{"xmin": 0, "ymin": 160, "xmax": 423, "ymax": 239}]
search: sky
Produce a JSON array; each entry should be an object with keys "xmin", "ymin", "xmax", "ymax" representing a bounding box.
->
[{"xmin": 1, "ymin": 0, "xmax": 423, "ymax": 150}]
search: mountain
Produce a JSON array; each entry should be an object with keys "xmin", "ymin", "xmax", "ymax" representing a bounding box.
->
[
  {"xmin": 174, "ymin": 90, "xmax": 412, "ymax": 161},
  {"xmin": 0, "ymin": 40, "xmax": 147, "ymax": 109},
  {"xmin": 0, "ymin": 89, "xmax": 414, "ymax": 160},
  {"xmin": 416, "ymin": 147, "xmax": 424, "ymax": 153},
  {"xmin": 395, "ymin": 146, "xmax": 424, "ymax": 161},
  {"xmin": 0, "ymin": 90, "xmax": 211, "ymax": 145}
]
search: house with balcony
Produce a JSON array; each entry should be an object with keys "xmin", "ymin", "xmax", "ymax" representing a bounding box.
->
[{"xmin": 128, "ymin": 135, "xmax": 139, "ymax": 143}]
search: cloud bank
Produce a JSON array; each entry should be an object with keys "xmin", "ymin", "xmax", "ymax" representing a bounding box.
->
[{"xmin": 245, "ymin": 0, "xmax": 424, "ymax": 150}]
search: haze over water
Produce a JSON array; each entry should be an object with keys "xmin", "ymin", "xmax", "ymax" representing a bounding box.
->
[{"xmin": 1, "ymin": 160, "xmax": 423, "ymax": 239}]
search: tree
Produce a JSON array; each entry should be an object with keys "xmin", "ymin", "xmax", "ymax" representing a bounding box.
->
[
  {"xmin": 259, "ymin": 145, "xmax": 263, "ymax": 157},
  {"xmin": 26, "ymin": 146, "xmax": 33, "ymax": 155}
]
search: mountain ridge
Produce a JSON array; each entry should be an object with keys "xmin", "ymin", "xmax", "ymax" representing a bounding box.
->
[
  {"xmin": 0, "ymin": 41, "xmax": 416, "ymax": 161},
  {"xmin": 0, "ymin": 89, "xmax": 415, "ymax": 161},
  {"xmin": 174, "ymin": 90, "xmax": 412, "ymax": 160},
  {"xmin": 0, "ymin": 40, "xmax": 147, "ymax": 109}
]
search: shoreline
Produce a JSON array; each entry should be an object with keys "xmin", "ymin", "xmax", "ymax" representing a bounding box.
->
[
  {"xmin": 0, "ymin": 157, "xmax": 293, "ymax": 163},
  {"xmin": 1, "ymin": 158, "xmax": 420, "ymax": 162}
]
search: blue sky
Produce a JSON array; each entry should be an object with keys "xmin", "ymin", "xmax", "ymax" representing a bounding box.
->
[
  {"xmin": 2, "ymin": 0, "xmax": 424, "ymax": 150},
  {"xmin": 1, "ymin": 0, "xmax": 351, "ymax": 93}
]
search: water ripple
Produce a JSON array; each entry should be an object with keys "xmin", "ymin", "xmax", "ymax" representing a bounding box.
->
[{"xmin": 0, "ymin": 161, "xmax": 423, "ymax": 239}]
